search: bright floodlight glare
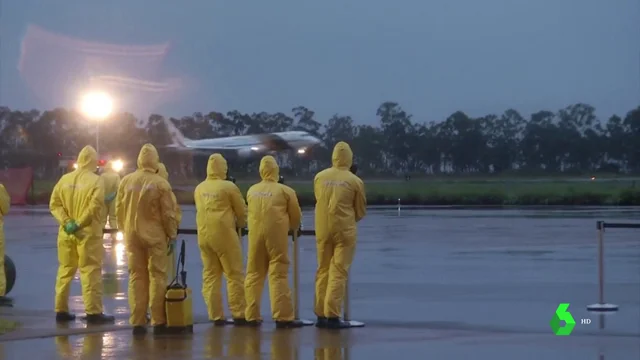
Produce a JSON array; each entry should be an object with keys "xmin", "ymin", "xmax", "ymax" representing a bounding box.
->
[
  {"xmin": 297, "ymin": 148, "xmax": 306, "ymax": 154},
  {"xmin": 116, "ymin": 231, "xmax": 124, "ymax": 241},
  {"xmin": 251, "ymin": 146, "xmax": 259, "ymax": 151},
  {"xmin": 73, "ymin": 163, "xmax": 78, "ymax": 169},
  {"xmin": 79, "ymin": 91, "xmax": 113, "ymax": 120},
  {"xmin": 112, "ymin": 159, "xmax": 124, "ymax": 172}
]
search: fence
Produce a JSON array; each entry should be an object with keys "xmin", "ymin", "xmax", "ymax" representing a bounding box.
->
[
  {"xmin": 586, "ymin": 220, "xmax": 638, "ymax": 313},
  {"xmin": 103, "ymin": 227, "xmax": 362, "ymax": 326}
]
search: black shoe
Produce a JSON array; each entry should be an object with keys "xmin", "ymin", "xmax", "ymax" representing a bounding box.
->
[
  {"xmin": 275, "ymin": 320, "xmax": 305, "ymax": 329},
  {"xmin": 315, "ymin": 316, "xmax": 328, "ymax": 328},
  {"xmin": 56, "ymin": 312, "xmax": 76, "ymax": 323},
  {"xmin": 85, "ymin": 313, "xmax": 115, "ymax": 324},
  {"xmin": 212, "ymin": 319, "xmax": 228, "ymax": 326},
  {"xmin": 132, "ymin": 326, "xmax": 147, "ymax": 335},
  {"xmin": 326, "ymin": 317, "xmax": 350, "ymax": 329},
  {"xmin": 233, "ymin": 318, "xmax": 248, "ymax": 326},
  {"xmin": 245, "ymin": 320, "xmax": 263, "ymax": 327},
  {"xmin": 0, "ymin": 296, "xmax": 13, "ymax": 307},
  {"xmin": 153, "ymin": 324, "xmax": 168, "ymax": 335}
]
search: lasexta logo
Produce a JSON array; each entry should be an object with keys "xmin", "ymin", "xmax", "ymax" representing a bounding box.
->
[{"xmin": 550, "ymin": 303, "xmax": 576, "ymax": 335}]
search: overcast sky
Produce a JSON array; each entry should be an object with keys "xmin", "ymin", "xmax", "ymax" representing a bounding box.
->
[{"xmin": 1, "ymin": 0, "xmax": 638, "ymax": 124}]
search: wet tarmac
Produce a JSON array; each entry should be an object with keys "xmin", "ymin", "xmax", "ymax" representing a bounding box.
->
[{"xmin": 1, "ymin": 206, "xmax": 639, "ymax": 359}]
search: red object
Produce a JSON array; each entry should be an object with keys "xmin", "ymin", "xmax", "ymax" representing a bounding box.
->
[{"xmin": 0, "ymin": 167, "xmax": 34, "ymax": 205}]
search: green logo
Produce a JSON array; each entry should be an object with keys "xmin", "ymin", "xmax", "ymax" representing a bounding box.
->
[{"xmin": 550, "ymin": 303, "xmax": 576, "ymax": 335}]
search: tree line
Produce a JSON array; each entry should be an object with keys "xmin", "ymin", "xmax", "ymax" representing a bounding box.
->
[{"xmin": 0, "ymin": 102, "xmax": 639, "ymax": 179}]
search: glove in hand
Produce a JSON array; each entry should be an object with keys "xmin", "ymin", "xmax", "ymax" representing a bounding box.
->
[
  {"xmin": 105, "ymin": 192, "xmax": 116, "ymax": 202},
  {"xmin": 64, "ymin": 220, "xmax": 79, "ymax": 235}
]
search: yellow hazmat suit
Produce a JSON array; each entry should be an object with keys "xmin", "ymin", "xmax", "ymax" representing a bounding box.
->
[
  {"xmin": 194, "ymin": 154, "xmax": 247, "ymax": 322},
  {"xmin": 100, "ymin": 161, "xmax": 120, "ymax": 228},
  {"xmin": 156, "ymin": 162, "xmax": 182, "ymax": 285},
  {"xmin": 244, "ymin": 156, "xmax": 302, "ymax": 324},
  {"xmin": 313, "ymin": 142, "xmax": 366, "ymax": 321},
  {"xmin": 0, "ymin": 184, "xmax": 10, "ymax": 297},
  {"xmin": 49, "ymin": 146, "xmax": 106, "ymax": 317},
  {"xmin": 116, "ymin": 144, "xmax": 179, "ymax": 328}
]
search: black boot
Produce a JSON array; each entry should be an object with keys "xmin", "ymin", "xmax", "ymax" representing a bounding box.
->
[
  {"xmin": 275, "ymin": 320, "xmax": 305, "ymax": 329},
  {"xmin": 0, "ymin": 296, "xmax": 13, "ymax": 307},
  {"xmin": 233, "ymin": 318, "xmax": 248, "ymax": 326},
  {"xmin": 56, "ymin": 312, "xmax": 76, "ymax": 323},
  {"xmin": 153, "ymin": 324, "xmax": 169, "ymax": 335},
  {"xmin": 315, "ymin": 316, "xmax": 328, "ymax": 328},
  {"xmin": 326, "ymin": 317, "xmax": 350, "ymax": 329},
  {"xmin": 212, "ymin": 319, "xmax": 228, "ymax": 326},
  {"xmin": 245, "ymin": 319, "xmax": 263, "ymax": 327},
  {"xmin": 85, "ymin": 313, "xmax": 115, "ymax": 324},
  {"xmin": 132, "ymin": 326, "xmax": 147, "ymax": 335}
]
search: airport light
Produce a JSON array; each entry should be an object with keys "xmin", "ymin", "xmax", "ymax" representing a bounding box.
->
[
  {"xmin": 112, "ymin": 159, "xmax": 124, "ymax": 172},
  {"xmin": 297, "ymin": 148, "xmax": 306, "ymax": 154},
  {"xmin": 79, "ymin": 91, "xmax": 114, "ymax": 156}
]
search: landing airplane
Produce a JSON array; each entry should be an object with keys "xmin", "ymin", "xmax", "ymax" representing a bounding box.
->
[{"xmin": 162, "ymin": 118, "xmax": 322, "ymax": 159}]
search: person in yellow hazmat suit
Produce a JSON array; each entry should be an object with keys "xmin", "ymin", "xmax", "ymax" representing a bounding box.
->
[
  {"xmin": 0, "ymin": 184, "xmax": 10, "ymax": 303},
  {"xmin": 49, "ymin": 145, "xmax": 115, "ymax": 324},
  {"xmin": 157, "ymin": 162, "xmax": 183, "ymax": 269},
  {"xmin": 194, "ymin": 153, "xmax": 247, "ymax": 326},
  {"xmin": 313, "ymin": 141, "xmax": 366, "ymax": 329},
  {"xmin": 100, "ymin": 160, "xmax": 121, "ymax": 229},
  {"xmin": 140, "ymin": 162, "xmax": 183, "ymax": 324},
  {"xmin": 244, "ymin": 155, "xmax": 305, "ymax": 328},
  {"xmin": 116, "ymin": 144, "xmax": 179, "ymax": 336}
]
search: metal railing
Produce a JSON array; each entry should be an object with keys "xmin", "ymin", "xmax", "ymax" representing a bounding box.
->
[
  {"xmin": 587, "ymin": 220, "xmax": 638, "ymax": 313},
  {"xmin": 103, "ymin": 227, "xmax": 359, "ymax": 325}
]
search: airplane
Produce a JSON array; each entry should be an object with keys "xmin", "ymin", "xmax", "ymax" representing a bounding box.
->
[{"xmin": 162, "ymin": 117, "xmax": 322, "ymax": 160}]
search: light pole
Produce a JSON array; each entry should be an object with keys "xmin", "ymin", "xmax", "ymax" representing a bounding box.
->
[{"xmin": 79, "ymin": 91, "xmax": 114, "ymax": 156}]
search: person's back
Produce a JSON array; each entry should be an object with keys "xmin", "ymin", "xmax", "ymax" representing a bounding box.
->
[
  {"xmin": 245, "ymin": 155, "xmax": 304, "ymax": 328},
  {"xmin": 49, "ymin": 145, "xmax": 114, "ymax": 324},
  {"xmin": 100, "ymin": 162, "xmax": 120, "ymax": 228},
  {"xmin": 116, "ymin": 147, "xmax": 177, "ymax": 243},
  {"xmin": 115, "ymin": 143, "xmax": 178, "ymax": 335},
  {"xmin": 313, "ymin": 141, "xmax": 366, "ymax": 329},
  {"xmin": 314, "ymin": 142, "xmax": 366, "ymax": 235},
  {"xmin": 52, "ymin": 149, "xmax": 104, "ymax": 236},
  {"xmin": 194, "ymin": 153, "xmax": 247, "ymax": 324}
]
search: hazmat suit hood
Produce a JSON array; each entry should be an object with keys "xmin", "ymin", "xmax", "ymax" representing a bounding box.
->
[
  {"xmin": 104, "ymin": 160, "xmax": 115, "ymax": 173},
  {"xmin": 137, "ymin": 143, "xmax": 160, "ymax": 172},
  {"xmin": 259, "ymin": 155, "xmax": 280, "ymax": 182},
  {"xmin": 206, "ymin": 153, "xmax": 227, "ymax": 180},
  {"xmin": 77, "ymin": 146, "xmax": 98, "ymax": 171},
  {"xmin": 157, "ymin": 163, "xmax": 168, "ymax": 180},
  {"xmin": 331, "ymin": 142, "xmax": 353, "ymax": 170}
]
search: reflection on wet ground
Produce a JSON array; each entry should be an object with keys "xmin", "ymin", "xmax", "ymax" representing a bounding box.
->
[{"xmin": 1, "ymin": 207, "xmax": 639, "ymax": 359}]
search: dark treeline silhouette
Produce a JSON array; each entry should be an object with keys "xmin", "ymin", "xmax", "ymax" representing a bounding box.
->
[{"xmin": 1, "ymin": 102, "xmax": 639, "ymax": 179}]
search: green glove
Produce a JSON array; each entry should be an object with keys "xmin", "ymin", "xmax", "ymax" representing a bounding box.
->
[
  {"xmin": 63, "ymin": 220, "xmax": 79, "ymax": 235},
  {"xmin": 105, "ymin": 192, "xmax": 116, "ymax": 202}
]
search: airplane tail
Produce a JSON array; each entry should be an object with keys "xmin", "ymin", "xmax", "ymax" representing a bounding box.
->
[{"xmin": 163, "ymin": 117, "xmax": 190, "ymax": 147}]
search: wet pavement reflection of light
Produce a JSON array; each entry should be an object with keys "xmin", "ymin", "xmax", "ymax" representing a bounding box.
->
[{"xmin": 1, "ymin": 207, "xmax": 639, "ymax": 359}]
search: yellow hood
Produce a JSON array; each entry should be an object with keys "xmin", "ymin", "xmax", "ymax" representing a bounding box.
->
[
  {"xmin": 207, "ymin": 153, "xmax": 227, "ymax": 180},
  {"xmin": 104, "ymin": 160, "xmax": 116, "ymax": 173},
  {"xmin": 331, "ymin": 141, "xmax": 353, "ymax": 170},
  {"xmin": 157, "ymin": 163, "xmax": 168, "ymax": 180},
  {"xmin": 259, "ymin": 155, "xmax": 279, "ymax": 182},
  {"xmin": 137, "ymin": 143, "xmax": 160, "ymax": 172},
  {"xmin": 76, "ymin": 146, "xmax": 98, "ymax": 171}
]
